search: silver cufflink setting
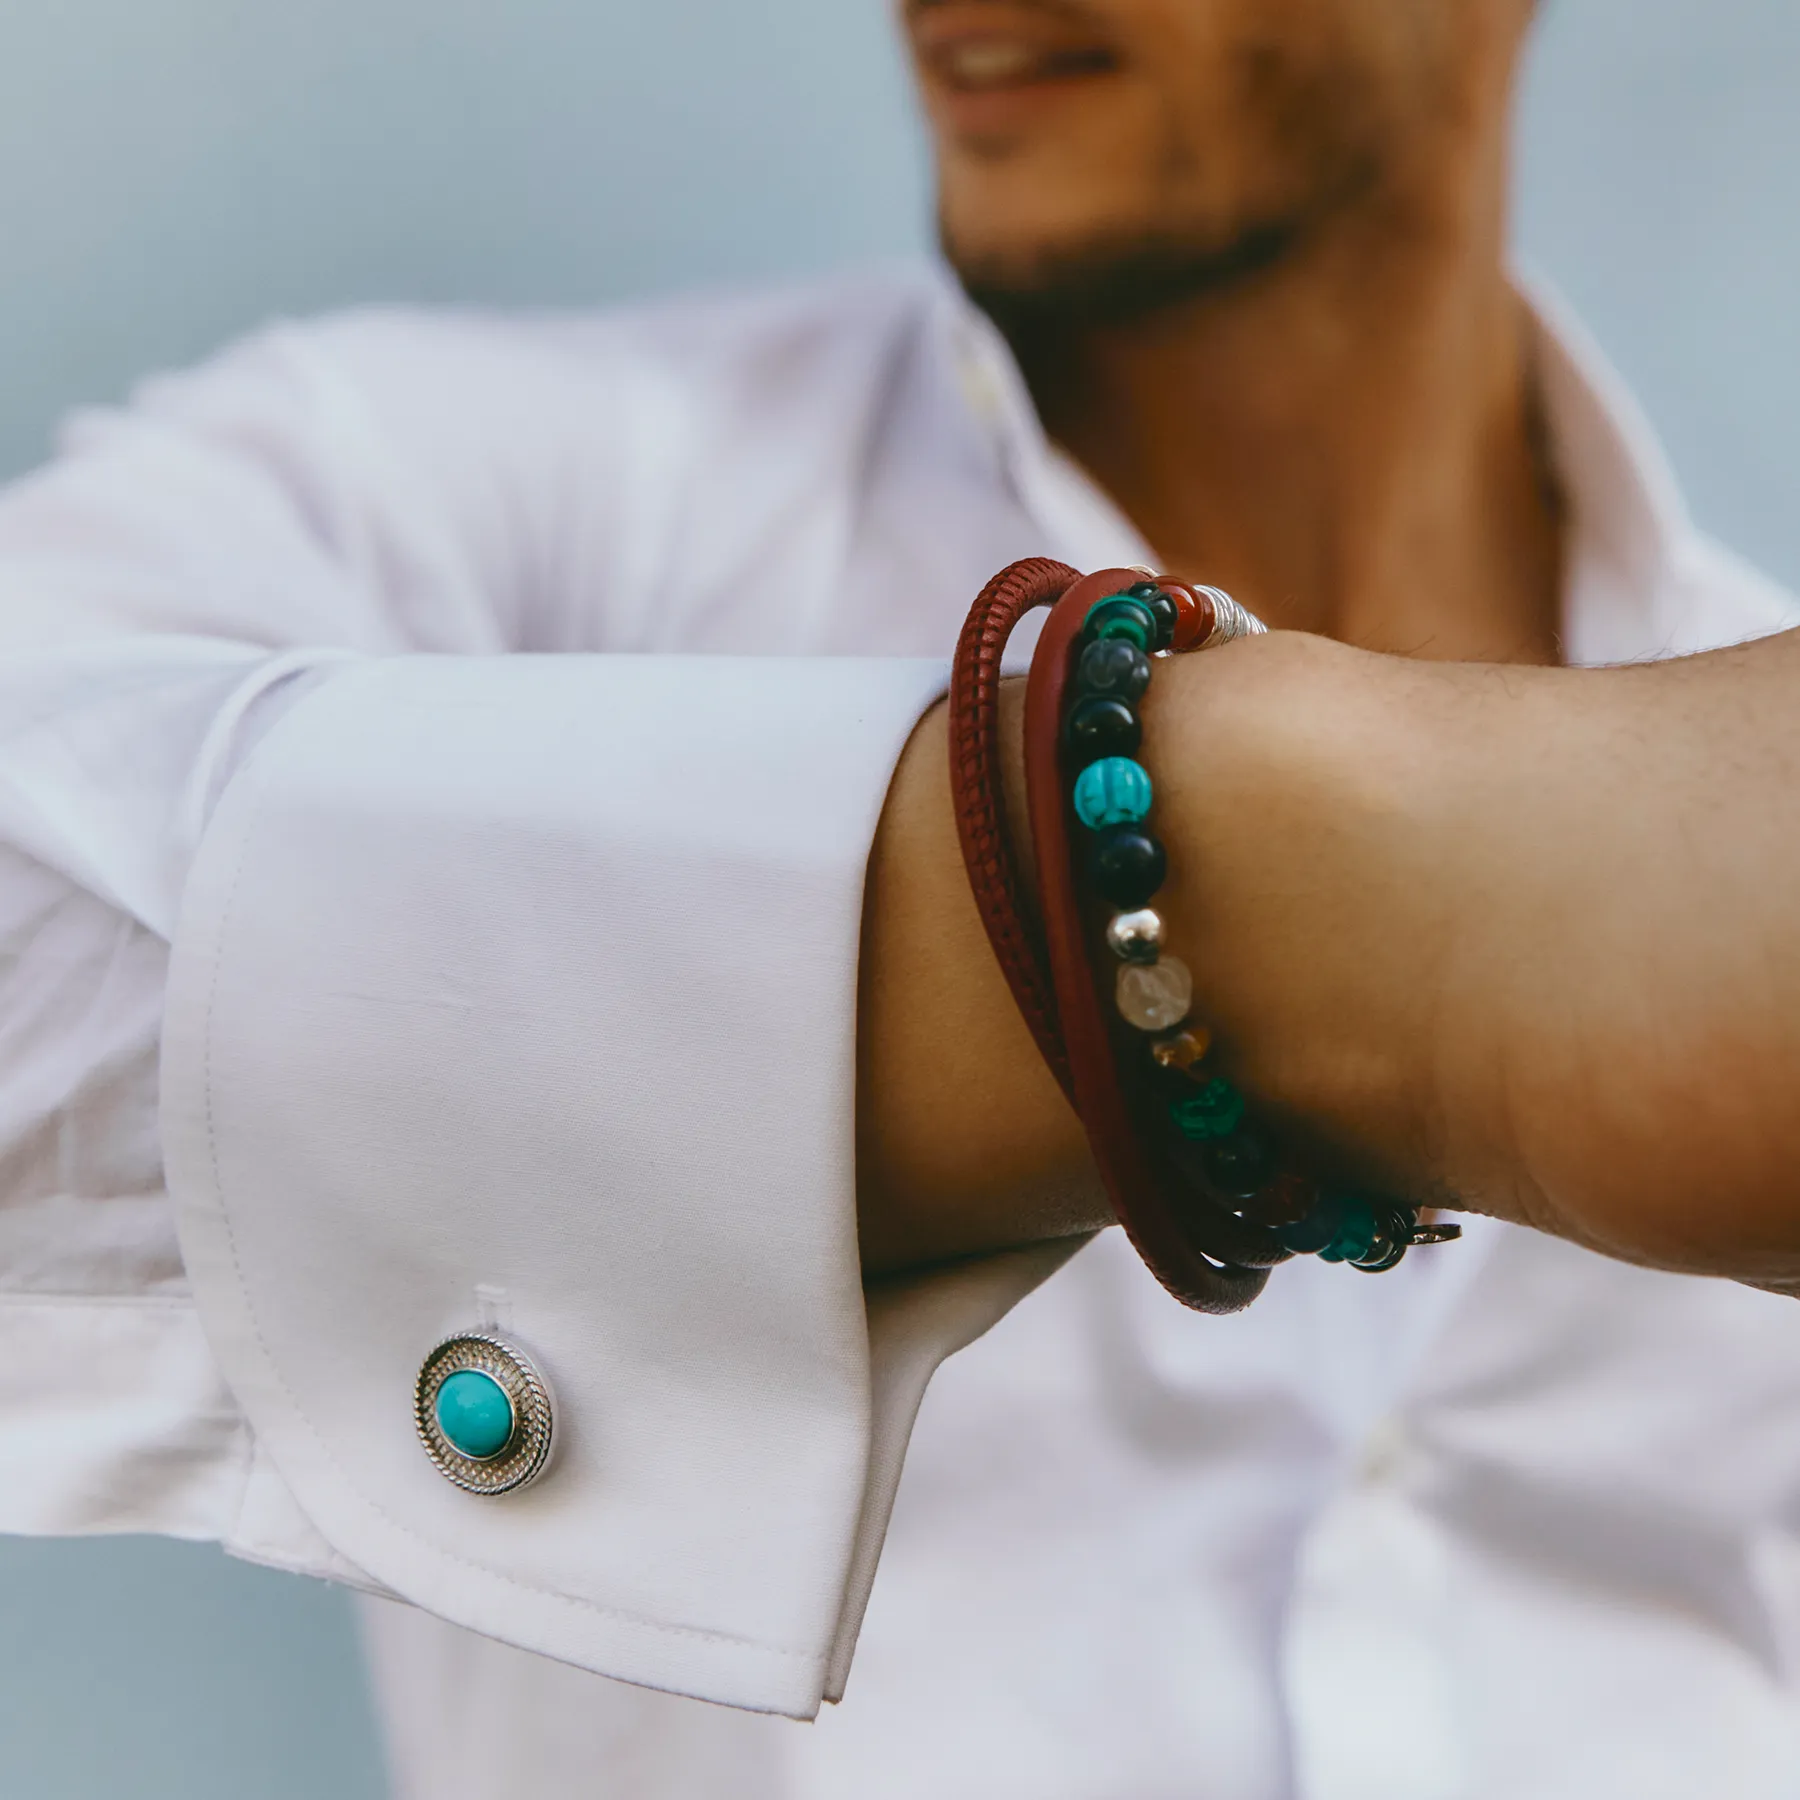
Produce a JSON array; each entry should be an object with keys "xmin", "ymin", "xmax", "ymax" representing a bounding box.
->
[{"xmin": 414, "ymin": 1331, "xmax": 555, "ymax": 1495}]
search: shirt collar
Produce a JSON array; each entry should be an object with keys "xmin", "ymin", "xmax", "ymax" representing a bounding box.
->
[
  {"xmin": 933, "ymin": 262, "xmax": 1715, "ymax": 666},
  {"xmin": 1520, "ymin": 271, "xmax": 1698, "ymax": 665}
]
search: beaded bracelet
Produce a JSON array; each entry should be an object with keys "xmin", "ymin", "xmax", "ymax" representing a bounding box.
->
[
  {"xmin": 950, "ymin": 559, "xmax": 1459, "ymax": 1314},
  {"xmin": 1055, "ymin": 576, "xmax": 1459, "ymax": 1279},
  {"xmin": 1023, "ymin": 568, "xmax": 1277, "ymax": 1307}
]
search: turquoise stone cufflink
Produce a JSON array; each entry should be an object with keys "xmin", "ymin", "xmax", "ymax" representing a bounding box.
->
[
  {"xmin": 414, "ymin": 1332, "xmax": 555, "ymax": 1495},
  {"xmin": 435, "ymin": 1369, "xmax": 514, "ymax": 1460}
]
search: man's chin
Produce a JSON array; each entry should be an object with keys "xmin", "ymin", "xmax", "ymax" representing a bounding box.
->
[{"xmin": 945, "ymin": 217, "xmax": 1304, "ymax": 334}]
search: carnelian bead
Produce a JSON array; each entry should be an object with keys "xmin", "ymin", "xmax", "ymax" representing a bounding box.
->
[{"xmin": 1163, "ymin": 581, "xmax": 1216, "ymax": 652}]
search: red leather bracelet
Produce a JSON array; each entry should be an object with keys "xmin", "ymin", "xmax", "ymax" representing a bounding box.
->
[{"xmin": 1021, "ymin": 572, "xmax": 1272, "ymax": 1311}]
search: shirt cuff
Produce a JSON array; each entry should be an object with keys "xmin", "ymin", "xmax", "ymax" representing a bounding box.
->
[{"xmin": 160, "ymin": 650, "xmax": 1064, "ymax": 1717}]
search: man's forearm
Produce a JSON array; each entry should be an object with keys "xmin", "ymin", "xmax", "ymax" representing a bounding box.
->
[
  {"xmin": 857, "ymin": 626, "xmax": 1800, "ymax": 1284},
  {"xmin": 1432, "ymin": 627, "xmax": 1800, "ymax": 1278},
  {"xmin": 856, "ymin": 685, "xmax": 1104, "ymax": 1276}
]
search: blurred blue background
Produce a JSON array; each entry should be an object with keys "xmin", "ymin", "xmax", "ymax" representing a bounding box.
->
[{"xmin": 0, "ymin": 1, "xmax": 1795, "ymax": 1795}]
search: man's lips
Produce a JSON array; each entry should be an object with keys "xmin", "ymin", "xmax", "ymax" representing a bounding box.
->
[
  {"xmin": 908, "ymin": 3, "xmax": 1121, "ymax": 96},
  {"xmin": 923, "ymin": 34, "xmax": 1118, "ymax": 91}
]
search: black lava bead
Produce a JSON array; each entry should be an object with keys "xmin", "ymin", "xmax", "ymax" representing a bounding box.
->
[
  {"xmin": 1075, "ymin": 637, "xmax": 1152, "ymax": 704},
  {"xmin": 1066, "ymin": 695, "xmax": 1142, "ymax": 762},
  {"xmin": 1128, "ymin": 582, "xmax": 1179, "ymax": 650},
  {"xmin": 1091, "ymin": 825, "xmax": 1166, "ymax": 907},
  {"xmin": 1201, "ymin": 1130, "xmax": 1273, "ymax": 1202}
]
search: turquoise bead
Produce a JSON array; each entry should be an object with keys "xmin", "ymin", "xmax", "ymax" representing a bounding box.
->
[
  {"xmin": 1073, "ymin": 756, "xmax": 1153, "ymax": 829},
  {"xmin": 435, "ymin": 1369, "xmax": 515, "ymax": 1461},
  {"xmin": 1170, "ymin": 1077, "xmax": 1246, "ymax": 1142},
  {"xmin": 1317, "ymin": 1196, "xmax": 1381, "ymax": 1264}
]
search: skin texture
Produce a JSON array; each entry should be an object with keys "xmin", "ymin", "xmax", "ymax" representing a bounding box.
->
[
  {"xmin": 1157, "ymin": 632, "xmax": 1800, "ymax": 1288},
  {"xmin": 856, "ymin": 0, "xmax": 1800, "ymax": 1284}
]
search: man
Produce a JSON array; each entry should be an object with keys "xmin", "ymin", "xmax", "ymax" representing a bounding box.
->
[{"xmin": 3, "ymin": 4, "xmax": 1800, "ymax": 1800}]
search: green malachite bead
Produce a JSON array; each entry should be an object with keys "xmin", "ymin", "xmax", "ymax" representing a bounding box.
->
[
  {"xmin": 1073, "ymin": 755, "xmax": 1153, "ymax": 829},
  {"xmin": 1169, "ymin": 1077, "xmax": 1245, "ymax": 1141},
  {"xmin": 1095, "ymin": 617, "xmax": 1152, "ymax": 651},
  {"xmin": 1082, "ymin": 593, "xmax": 1158, "ymax": 651},
  {"xmin": 435, "ymin": 1369, "xmax": 516, "ymax": 1461}
]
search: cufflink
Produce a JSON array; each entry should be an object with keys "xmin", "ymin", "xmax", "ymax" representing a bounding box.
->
[{"xmin": 414, "ymin": 1332, "xmax": 555, "ymax": 1495}]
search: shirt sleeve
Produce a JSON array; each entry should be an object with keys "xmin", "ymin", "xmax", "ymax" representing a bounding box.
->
[{"xmin": 0, "ymin": 317, "xmax": 1077, "ymax": 1717}]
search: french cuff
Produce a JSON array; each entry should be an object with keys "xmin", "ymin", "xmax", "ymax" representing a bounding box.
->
[{"xmin": 160, "ymin": 650, "xmax": 1047, "ymax": 1719}]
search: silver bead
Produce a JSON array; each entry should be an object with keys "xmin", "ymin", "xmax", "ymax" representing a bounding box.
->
[
  {"xmin": 1105, "ymin": 907, "xmax": 1164, "ymax": 964},
  {"xmin": 1116, "ymin": 956, "xmax": 1193, "ymax": 1032},
  {"xmin": 1194, "ymin": 585, "xmax": 1267, "ymax": 647}
]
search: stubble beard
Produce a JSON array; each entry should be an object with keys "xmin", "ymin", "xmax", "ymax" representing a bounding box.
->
[
  {"xmin": 946, "ymin": 213, "xmax": 1312, "ymax": 338},
  {"xmin": 941, "ymin": 70, "xmax": 1389, "ymax": 338}
]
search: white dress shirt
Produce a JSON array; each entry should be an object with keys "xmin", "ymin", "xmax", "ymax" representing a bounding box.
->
[
  {"xmin": 4, "ymin": 263, "xmax": 1800, "ymax": 1793},
  {"xmin": 361, "ymin": 276, "xmax": 1800, "ymax": 1799}
]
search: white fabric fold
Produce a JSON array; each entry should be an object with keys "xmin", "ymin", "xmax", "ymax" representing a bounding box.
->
[
  {"xmin": 159, "ymin": 650, "xmax": 954, "ymax": 1715},
  {"xmin": 0, "ymin": 271, "xmax": 1079, "ymax": 1714}
]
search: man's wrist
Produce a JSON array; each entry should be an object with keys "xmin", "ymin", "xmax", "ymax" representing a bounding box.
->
[{"xmin": 1146, "ymin": 633, "xmax": 1485, "ymax": 1211}]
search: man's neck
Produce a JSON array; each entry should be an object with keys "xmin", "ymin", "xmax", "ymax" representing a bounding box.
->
[{"xmin": 1005, "ymin": 160, "xmax": 1564, "ymax": 665}]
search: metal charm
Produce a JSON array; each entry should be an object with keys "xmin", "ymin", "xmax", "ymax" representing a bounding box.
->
[
  {"xmin": 1352, "ymin": 1209, "xmax": 1464, "ymax": 1274},
  {"xmin": 414, "ymin": 1332, "xmax": 556, "ymax": 1496},
  {"xmin": 1105, "ymin": 907, "xmax": 1165, "ymax": 965},
  {"xmin": 1193, "ymin": 584, "xmax": 1267, "ymax": 646}
]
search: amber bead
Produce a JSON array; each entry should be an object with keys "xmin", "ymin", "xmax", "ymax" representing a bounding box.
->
[{"xmin": 1150, "ymin": 1026, "xmax": 1212, "ymax": 1072}]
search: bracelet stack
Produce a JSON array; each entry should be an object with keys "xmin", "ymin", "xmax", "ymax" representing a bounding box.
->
[{"xmin": 949, "ymin": 560, "xmax": 1458, "ymax": 1314}]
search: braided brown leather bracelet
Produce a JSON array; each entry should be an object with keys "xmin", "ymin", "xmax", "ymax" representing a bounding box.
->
[{"xmin": 948, "ymin": 556, "xmax": 1079, "ymax": 1099}]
